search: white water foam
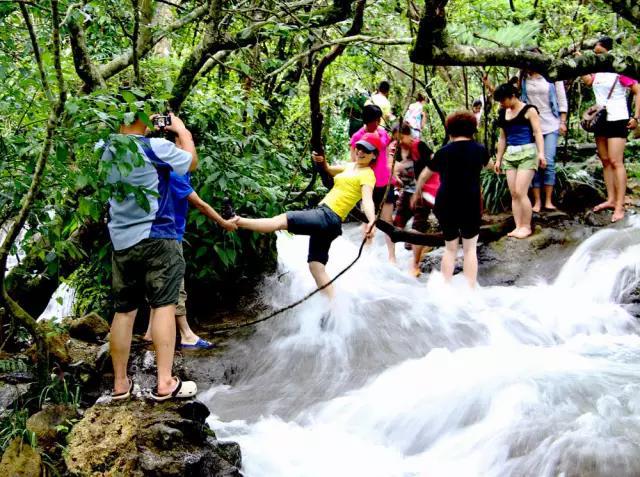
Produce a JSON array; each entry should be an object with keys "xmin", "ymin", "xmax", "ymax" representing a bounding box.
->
[{"xmin": 201, "ymin": 218, "xmax": 640, "ymax": 477}]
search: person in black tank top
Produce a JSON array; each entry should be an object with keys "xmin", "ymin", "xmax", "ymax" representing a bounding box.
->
[{"xmin": 493, "ymin": 83, "xmax": 546, "ymax": 239}]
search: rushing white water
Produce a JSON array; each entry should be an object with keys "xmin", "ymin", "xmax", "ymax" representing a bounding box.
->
[{"xmin": 201, "ymin": 217, "xmax": 640, "ymax": 477}]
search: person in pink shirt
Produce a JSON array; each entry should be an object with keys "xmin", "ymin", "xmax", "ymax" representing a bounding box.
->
[
  {"xmin": 391, "ymin": 123, "xmax": 440, "ymax": 276},
  {"xmin": 350, "ymin": 104, "xmax": 396, "ymax": 262},
  {"xmin": 580, "ymin": 37, "xmax": 640, "ymax": 222}
]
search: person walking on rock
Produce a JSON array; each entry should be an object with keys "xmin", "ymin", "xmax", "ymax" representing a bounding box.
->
[
  {"xmin": 493, "ymin": 83, "xmax": 546, "ymax": 239},
  {"xmin": 412, "ymin": 111, "xmax": 489, "ymax": 287},
  {"xmin": 103, "ymin": 102, "xmax": 198, "ymax": 401},
  {"xmin": 580, "ymin": 37, "xmax": 640, "ymax": 223}
]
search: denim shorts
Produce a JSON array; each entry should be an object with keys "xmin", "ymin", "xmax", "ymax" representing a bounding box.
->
[
  {"xmin": 286, "ymin": 205, "xmax": 342, "ymax": 264},
  {"xmin": 111, "ymin": 238, "xmax": 185, "ymax": 312}
]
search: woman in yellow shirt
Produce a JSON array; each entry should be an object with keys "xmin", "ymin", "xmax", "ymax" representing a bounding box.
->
[{"xmin": 231, "ymin": 134, "xmax": 380, "ymax": 297}]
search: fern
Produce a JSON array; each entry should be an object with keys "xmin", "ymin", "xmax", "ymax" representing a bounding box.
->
[
  {"xmin": 450, "ymin": 20, "xmax": 541, "ymax": 48},
  {"xmin": 0, "ymin": 359, "xmax": 28, "ymax": 374}
]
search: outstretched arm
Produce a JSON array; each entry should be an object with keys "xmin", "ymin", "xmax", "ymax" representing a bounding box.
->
[
  {"xmin": 361, "ymin": 184, "xmax": 376, "ymax": 239},
  {"xmin": 411, "ymin": 166, "xmax": 434, "ymax": 209},
  {"xmin": 187, "ymin": 192, "xmax": 237, "ymax": 231},
  {"xmin": 313, "ymin": 153, "xmax": 345, "ymax": 176}
]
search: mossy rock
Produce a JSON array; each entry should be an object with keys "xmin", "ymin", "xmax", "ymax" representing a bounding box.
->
[
  {"xmin": 65, "ymin": 399, "xmax": 241, "ymax": 476},
  {"xmin": 68, "ymin": 312, "xmax": 110, "ymax": 342},
  {"xmin": 26, "ymin": 404, "xmax": 78, "ymax": 453},
  {"xmin": 0, "ymin": 438, "xmax": 42, "ymax": 477}
]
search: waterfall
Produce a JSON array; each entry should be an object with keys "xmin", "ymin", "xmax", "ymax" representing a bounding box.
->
[{"xmin": 200, "ymin": 217, "xmax": 640, "ymax": 477}]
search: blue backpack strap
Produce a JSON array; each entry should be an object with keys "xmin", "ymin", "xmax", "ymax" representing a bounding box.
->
[
  {"xmin": 520, "ymin": 78, "xmax": 528, "ymax": 103},
  {"xmin": 136, "ymin": 137, "xmax": 164, "ymax": 167}
]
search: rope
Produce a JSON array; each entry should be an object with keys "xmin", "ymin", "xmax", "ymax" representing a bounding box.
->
[
  {"xmin": 212, "ymin": 167, "xmax": 393, "ymax": 334},
  {"xmin": 212, "ymin": 91, "xmax": 416, "ymax": 334}
]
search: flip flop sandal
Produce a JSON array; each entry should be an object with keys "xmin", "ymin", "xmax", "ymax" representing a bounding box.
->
[
  {"xmin": 150, "ymin": 377, "xmax": 197, "ymax": 402},
  {"xmin": 111, "ymin": 377, "xmax": 133, "ymax": 401},
  {"xmin": 181, "ymin": 338, "xmax": 215, "ymax": 350}
]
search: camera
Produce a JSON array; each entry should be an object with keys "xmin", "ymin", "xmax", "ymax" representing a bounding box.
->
[{"xmin": 153, "ymin": 115, "xmax": 172, "ymax": 128}]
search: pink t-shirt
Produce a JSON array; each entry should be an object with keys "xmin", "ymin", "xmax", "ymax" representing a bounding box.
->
[{"xmin": 350, "ymin": 126, "xmax": 391, "ymax": 187}]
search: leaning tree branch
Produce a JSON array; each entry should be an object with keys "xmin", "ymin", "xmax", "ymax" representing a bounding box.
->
[
  {"xmin": 266, "ymin": 35, "xmax": 413, "ymax": 79},
  {"xmin": 411, "ymin": 0, "xmax": 640, "ymax": 80},
  {"xmin": 67, "ymin": 10, "xmax": 107, "ymax": 91},
  {"xmin": 309, "ymin": 0, "xmax": 366, "ymax": 154},
  {"xmin": 19, "ymin": 3, "xmax": 54, "ymax": 103},
  {"xmin": 169, "ymin": 0, "xmax": 360, "ymax": 111},
  {"xmin": 69, "ymin": 2, "xmax": 209, "ymax": 91}
]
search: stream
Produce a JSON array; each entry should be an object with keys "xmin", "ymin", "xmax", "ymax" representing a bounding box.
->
[{"xmin": 200, "ymin": 217, "xmax": 640, "ymax": 477}]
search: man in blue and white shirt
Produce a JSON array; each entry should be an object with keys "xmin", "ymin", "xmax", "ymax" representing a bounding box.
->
[{"xmin": 102, "ymin": 109, "xmax": 199, "ymax": 401}]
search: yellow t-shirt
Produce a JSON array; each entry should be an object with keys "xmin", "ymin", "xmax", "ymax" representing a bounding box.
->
[{"xmin": 320, "ymin": 165, "xmax": 376, "ymax": 220}]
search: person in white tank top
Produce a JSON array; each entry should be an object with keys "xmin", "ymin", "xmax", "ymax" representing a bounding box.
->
[{"xmin": 580, "ymin": 37, "xmax": 640, "ymax": 223}]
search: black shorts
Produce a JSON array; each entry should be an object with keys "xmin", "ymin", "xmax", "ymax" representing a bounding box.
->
[
  {"xmin": 286, "ymin": 205, "xmax": 342, "ymax": 264},
  {"xmin": 393, "ymin": 191, "xmax": 431, "ymax": 233},
  {"xmin": 111, "ymin": 238, "xmax": 185, "ymax": 312},
  {"xmin": 435, "ymin": 206, "xmax": 481, "ymax": 242},
  {"xmin": 596, "ymin": 119, "xmax": 629, "ymax": 139},
  {"xmin": 372, "ymin": 186, "xmax": 395, "ymax": 208}
]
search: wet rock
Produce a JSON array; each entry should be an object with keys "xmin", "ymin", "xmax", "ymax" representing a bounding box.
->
[
  {"xmin": 478, "ymin": 224, "xmax": 581, "ymax": 286},
  {"xmin": 65, "ymin": 399, "xmax": 241, "ymax": 476},
  {"xmin": 26, "ymin": 404, "xmax": 78, "ymax": 453},
  {"xmin": 0, "ymin": 438, "xmax": 42, "ymax": 477},
  {"xmin": 68, "ymin": 312, "xmax": 110, "ymax": 342},
  {"xmin": 67, "ymin": 338, "xmax": 100, "ymax": 370},
  {"xmin": 0, "ymin": 383, "xmax": 32, "ymax": 414},
  {"xmin": 43, "ymin": 330, "xmax": 71, "ymax": 366}
]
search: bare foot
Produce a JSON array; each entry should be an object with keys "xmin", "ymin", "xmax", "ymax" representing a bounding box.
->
[
  {"xmin": 544, "ymin": 203, "xmax": 557, "ymax": 211},
  {"xmin": 409, "ymin": 266, "xmax": 421, "ymax": 278},
  {"xmin": 507, "ymin": 228, "xmax": 519, "ymax": 237},
  {"xmin": 593, "ymin": 201, "xmax": 614, "ymax": 212},
  {"xmin": 611, "ymin": 209, "xmax": 625, "ymax": 223},
  {"xmin": 532, "ymin": 203, "xmax": 541, "ymax": 213},
  {"xmin": 511, "ymin": 227, "xmax": 532, "ymax": 239}
]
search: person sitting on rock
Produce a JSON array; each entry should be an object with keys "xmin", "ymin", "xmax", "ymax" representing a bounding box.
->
[
  {"xmin": 143, "ymin": 172, "xmax": 237, "ymax": 350},
  {"xmin": 228, "ymin": 133, "xmax": 381, "ymax": 298},
  {"xmin": 102, "ymin": 97, "xmax": 198, "ymax": 402},
  {"xmin": 412, "ymin": 110, "xmax": 489, "ymax": 287}
]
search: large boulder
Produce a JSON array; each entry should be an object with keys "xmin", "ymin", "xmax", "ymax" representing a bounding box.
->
[
  {"xmin": 0, "ymin": 438, "xmax": 42, "ymax": 477},
  {"xmin": 26, "ymin": 404, "xmax": 78, "ymax": 453},
  {"xmin": 65, "ymin": 399, "xmax": 241, "ymax": 476},
  {"xmin": 68, "ymin": 312, "xmax": 110, "ymax": 342}
]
